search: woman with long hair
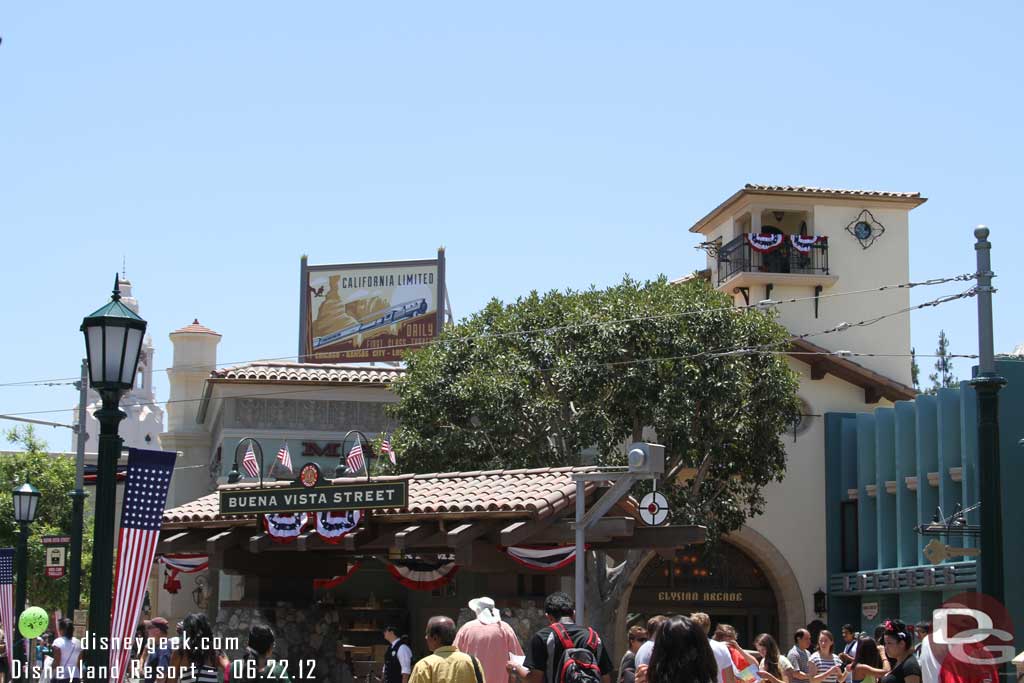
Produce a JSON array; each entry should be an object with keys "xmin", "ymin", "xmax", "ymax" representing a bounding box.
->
[
  {"xmin": 808, "ymin": 631, "xmax": 843, "ymax": 683},
  {"xmin": 849, "ymin": 636, "xmax": 889, "ymax": 683},
  {"xmin": 645, "ymin": 616, "xmax": 718, "ymax": 683},
  {"xmin": 169, "ymin": 613, "xmax": 230, "ymax": 683},
  {"xmin": 753, "ymin": 633, "xmax": 794, "ymax": 683}
]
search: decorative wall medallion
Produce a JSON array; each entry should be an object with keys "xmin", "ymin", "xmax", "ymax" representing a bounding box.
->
[{"xmin": 845, "ymin": 209, "xmax": 885, "ymax": 249}]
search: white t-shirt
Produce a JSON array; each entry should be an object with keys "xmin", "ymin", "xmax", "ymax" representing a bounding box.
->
[
  {"xmin": 918, "ymin": 636, "xmax": 940, "ymax": 683},
  {"xmin": 710, "ymin": 640, "xmax": 735, "ymax": 681},
  {"xmin": 52, "ymin": 636, "xmax": 82, "ymax": 679}
]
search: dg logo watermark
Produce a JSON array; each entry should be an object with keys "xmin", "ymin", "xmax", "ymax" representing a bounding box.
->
[{"xmin": 932, "ymin": 592, "xmax": 1016, "ymax": 673}]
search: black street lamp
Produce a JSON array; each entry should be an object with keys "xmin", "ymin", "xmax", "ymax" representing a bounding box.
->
[
  {"xmin": 227, "ymin": 438, "xmax": 265, "ymax": 485},
  {"xmin": 12, "ymin": 481, "xmax": 40, "ymax": 673},
  {"xmin": 334, "ymin": 430, "xmax": 375, "ymax": 480},
  {"xmin": 80, "ymin": 275, "xmax": 147, "ymax": 680}
]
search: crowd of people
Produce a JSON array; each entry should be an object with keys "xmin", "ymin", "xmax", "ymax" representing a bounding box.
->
[{"xmin": 4, "ymin": 594, "xmax": 1001, "ymax": 683}]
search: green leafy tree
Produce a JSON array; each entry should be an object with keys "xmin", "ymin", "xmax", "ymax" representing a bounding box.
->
[
  {"xmin": 911, "ymin": 347, "xmax": 920, "ymax": 391},
  {"xmin": 927, "ymin": 330, "xmax": 956, "ymax": 393},
  {"xmin": 388, "ymin": 276, "xmax": 800, "ymax": 646},
  {"xmin": 0, "ymin": 426, "xmax": 93, "ymax": 614}
]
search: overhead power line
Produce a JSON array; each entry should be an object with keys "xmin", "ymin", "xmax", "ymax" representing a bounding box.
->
[
  {"xmin": 0, "ymin": 288, "xmax": 978, "ymax": 419},
  {"xmin": 0, "ymin": 270, "xmax": 983, "ymax": 388}
]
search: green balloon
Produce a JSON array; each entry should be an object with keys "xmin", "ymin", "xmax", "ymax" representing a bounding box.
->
[{"xmin": 19, "ymin": 606, "xmax": 48, "ymax": 638}]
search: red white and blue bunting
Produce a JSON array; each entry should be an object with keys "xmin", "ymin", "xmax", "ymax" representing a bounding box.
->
[
  {"xmin": 503, "ymin": 545, "xmax": 579, "ymax": 571},
  {"xmin": 263, "ymin": 513, "xmax": 309, "ymax": 543},
  {"xmin": 745, "ymin": 232, "xmax": 785, "ymax": 253},
  {"xmin": 790, "ymin": 234, "xmax": 827, "ymax": 253},
  {"xmin": 314, "ymin": 510, "xmax": 361, "ymax": 544},
  {"xmin": 387, "ymin": 556, "xmax": 460, "ymax": 591},
  {"xmin": 157, "ymin": 553, "xmax": 209, "ymax": 594},
  {"xmin": 313, "ymin": 562, "xmax": 361, "ymax": 590}
]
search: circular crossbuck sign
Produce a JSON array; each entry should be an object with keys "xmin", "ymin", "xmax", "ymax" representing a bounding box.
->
[{"xmin": 639, "ymin": 492, "xmax": 669, "ymax": 526}]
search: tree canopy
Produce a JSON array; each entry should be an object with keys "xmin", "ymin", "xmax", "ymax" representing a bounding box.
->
[
  {"xmin": 388, "ymin": 275, "xmax": 801, "ymax": 541},
  {"xmin": 1, "ymin": 426, "xmax": 93, "ymax": 613}
]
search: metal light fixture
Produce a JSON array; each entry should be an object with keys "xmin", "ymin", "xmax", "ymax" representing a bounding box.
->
[
  {"xmin": 12, "ymin": 482, "xmax": 40, "ymax": 523},
  {"xmin": 335, "ymin": 430, "xmax": 375, "ymax": 480},
  {"xmin": 813, "ymin": 588, "xmax": 828, "ymax": 616},
  {"xmin": 227, "ymin": 438, "xmax": 264, "ymax": 485},
  {"xmin": 81, "ymin": 275, "xmax": 148, "ymax": 682},
  {"xmin": 81, "ymin": 275, "xmax": 147, "ymax": 394},
  {"xmin": 12, "ymin": 480, "xmax": 40, "ymax": 672}
]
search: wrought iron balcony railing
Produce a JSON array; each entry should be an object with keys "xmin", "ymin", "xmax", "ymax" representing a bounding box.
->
[{"xmin": 717, "ymin": 233, "xmax": 830, "ymax": 286}]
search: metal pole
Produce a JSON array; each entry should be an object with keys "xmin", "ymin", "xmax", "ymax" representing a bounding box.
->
[
  {"xmin": 574, "ymin": 479, "xmax": 586, "ymax": 625},
  {"xmin": 84, "ymin": 391, "xmax": 125, "ymax": 681},
  {"xmin": 15, "ymin": 521, "xmax": 30, "ymax": 676},
  {"xmin": 68, "ymin": 359, "xmax": 89, "ymax": 618},
  {"xmin": 970, "ymin": 226, "xmax": 1006, "ymax": 604}
]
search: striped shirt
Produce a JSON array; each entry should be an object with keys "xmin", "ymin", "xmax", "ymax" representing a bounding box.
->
[
  {"xmin": 810, "ymin": 652, "xmax": 841, "ymax": 683},
  {"xmin": 788, "ymin": 647, "xmax": 811, "ymax": 675}
]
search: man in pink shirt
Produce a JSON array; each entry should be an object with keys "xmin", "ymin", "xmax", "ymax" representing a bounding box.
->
[{"xmin": 455, "ymin": 597, "xmax": 524, "ymax": 683}]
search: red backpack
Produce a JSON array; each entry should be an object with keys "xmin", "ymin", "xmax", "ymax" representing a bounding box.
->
[{"xmin": 547, "ymin": 623, "xmax": 603, "ymax": 683}]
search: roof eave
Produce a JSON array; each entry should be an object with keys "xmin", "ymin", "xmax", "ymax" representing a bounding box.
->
[{"xmin": 688, "ymin": 188, "xmax": 928, "ymax": 234}]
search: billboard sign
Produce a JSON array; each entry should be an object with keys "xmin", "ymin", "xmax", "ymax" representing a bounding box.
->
[{"xmin": 299, "ymin": 250, "xmax": 445, "ymax": 363}]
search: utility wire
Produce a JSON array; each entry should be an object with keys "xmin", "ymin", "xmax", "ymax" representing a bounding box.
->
[
  {"xmin": 0, "ymin": 271, "xmax": 983, "ymax": 388},
  {"xmin": 0, "ymin": 288, "xmax": 979, "ymax": 418}
]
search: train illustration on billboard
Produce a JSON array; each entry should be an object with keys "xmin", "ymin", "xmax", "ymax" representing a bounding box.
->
[{"xmin": 312, "ymin": 298, "xmax": 429, "ymax": 350}]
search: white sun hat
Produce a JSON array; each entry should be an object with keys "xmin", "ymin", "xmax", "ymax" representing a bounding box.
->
[{"xmin": 468, "ymin": 596, "xmax": 501, "ymax": 625}]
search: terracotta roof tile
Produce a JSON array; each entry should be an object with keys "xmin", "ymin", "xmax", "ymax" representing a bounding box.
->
[
  {"xmin": 209, "ymin": 361, "xmax": 404, "ymax": 385},
  {"xmin": 742, "ymin": 184, "xmax": 922, "ymax": 200},
  {"xmin": 171, "ymin": 319, "xmax": 221, "ymax": 336},
  {"xmin": 162, "ymin": 466, "xmax": 601, "ymax": 528}
]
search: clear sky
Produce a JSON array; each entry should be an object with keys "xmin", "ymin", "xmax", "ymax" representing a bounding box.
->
[{"xmin": 2, "ymin": 1, "xmax": 1022, "ymax": 451}]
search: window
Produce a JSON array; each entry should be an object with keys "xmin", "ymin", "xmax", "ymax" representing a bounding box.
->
[{"xmin": 840, "ymin": 501, "xmax": 859, "ymax": 572}]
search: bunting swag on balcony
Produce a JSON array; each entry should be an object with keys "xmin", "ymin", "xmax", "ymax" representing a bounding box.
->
[
  {"xmin": 387, "ymin": 557, "xmax": 459, "ymax": 591},
  {"xmin": 263, "ymin": 513, "xmax": 309, "ymax": 543},
  {"xmin": 157, "ymin": 554, "xmax": 209, "ymax": 594},
  {"xmin": 503, "ymin": 545, "xmax": 582, "ymax": 571},
  {"xmin": 313, "ymin": 562, "xmax": 361, "ymax": 590},
  {"xmin": 314, "ymin": 509, "xmax": 361, "ymax": 543},
  {"xmin": 745, "ymin": 232, "xmax": 785, "ymax": 253},
  {"xmin": 790, "ymin": 234, "xmax": 827, "ymax": 253}
]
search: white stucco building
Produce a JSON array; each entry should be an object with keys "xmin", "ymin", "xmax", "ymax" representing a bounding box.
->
[{"xmin": 152, "ymin": 184, "xmax": 926, "ymax": 645}]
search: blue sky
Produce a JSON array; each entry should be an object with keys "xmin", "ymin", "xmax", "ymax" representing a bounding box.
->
[{"xmin": 2, "ymin": 1, "xmax": 1022, "ymax": 451}]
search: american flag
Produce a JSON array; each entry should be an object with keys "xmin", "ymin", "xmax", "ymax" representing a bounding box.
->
[
  {"xmin": 381, "ymin": 435, "xmax": 396, "ymax": 465},
  {"xmin": 109, "ymin": 449, "xmax": 176, "ymax": 683},
  {"xmin": 346, "ymin": 442, "xmax": 365, "ymax": 474},
  {"xmin": 242, "ymin": 442, "xmax": 260, "ymax": 478},
  {"xmin": 0, "ymin": 547, "xmax": 13, "ymax": 673},
  {"xmin": 276, "ymin": 442, "xmax": 293, "ymax": 473}
]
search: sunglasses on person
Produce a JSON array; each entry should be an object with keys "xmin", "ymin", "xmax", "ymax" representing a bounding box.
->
[{"xmin": 630, "ymin": 637, "xmax": 649, "ymax": 643}]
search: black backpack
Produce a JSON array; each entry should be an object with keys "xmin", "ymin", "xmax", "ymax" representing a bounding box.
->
[{"xmin": 547, "ymin": 623, "xmax": 603, "ymax": 683}]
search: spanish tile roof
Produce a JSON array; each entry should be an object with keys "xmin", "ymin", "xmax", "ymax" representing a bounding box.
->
[
  {"xmin": 690, "ymin": 184, "xmax": 927, "ymax": 233},
  {"xmin": 209, "ymin": 361, "xmax": 404, "ymax": 385},
  {"xmin": 162, "ymin": 466, "xmax": 599, "ymax": 529},
  {"xmin": 171, "ymin": 319, "xmax": 221, "ymax": 336},
  {"xmin": 742, "ymin": 184, "xmax": 923, "ymax": 200}
]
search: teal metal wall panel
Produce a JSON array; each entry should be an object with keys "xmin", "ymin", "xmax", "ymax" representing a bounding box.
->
[
  {"xmin": 875, "ymin": 408, "xmax": 897, "ymax": 569},
  {"xmin": 825, "ymin": 413, "xmax": 857, "ymax": 578},
  {"xmin": 915, "ymin": 394, "xmax": 939, "ymax": 562},
  {"xmin": 936, "ymin": 388, "xmax": 963, "ymax": 544},
  {"xmin": 959, "ymin": 380, "xmax": 980, "ymax": 527},
  {"xmin": 900, "ymin": 591, "xmax": 942, "ymax": 627},
  {"xmin": 857, "ymin": 414, "xmax": 879, "ymax": 570},
  {"xmin": 995, "ymin": 357, "xmax": 1024, "ymax": 649},
  {"xmin": 894, "ymin": 401, "xmax": 918, "ymax": 567},
  {"xmin": 860, "ymin": 594, "xmax": 900, "ymax": 634}
]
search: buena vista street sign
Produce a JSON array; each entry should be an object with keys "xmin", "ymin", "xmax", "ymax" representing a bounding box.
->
[{"xmin": 220, "ymin": 481, "xmax": 408, "ymax": 515}]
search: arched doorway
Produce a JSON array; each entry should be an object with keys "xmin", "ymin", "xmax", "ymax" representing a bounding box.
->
[{"xmin": 626, "ymin": 542, "xmax": 780, "ymax": 644}]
